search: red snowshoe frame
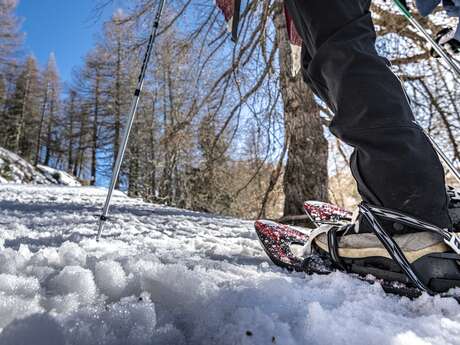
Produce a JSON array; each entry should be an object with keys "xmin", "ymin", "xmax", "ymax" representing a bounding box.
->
[
  {"xmin": 303, "ymin": 201, "xmax": 352, "ymax": 225},
  {"xmin": 254, "ymin": 220, "xmax": 309, "ymax": 271}
]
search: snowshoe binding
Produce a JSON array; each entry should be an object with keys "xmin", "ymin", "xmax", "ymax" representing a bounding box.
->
[{"xmin": 255, "ymin": 201, "xmax": 460, "ymax": 299}]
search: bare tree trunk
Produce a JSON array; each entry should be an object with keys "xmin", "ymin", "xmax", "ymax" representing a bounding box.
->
[
  {"xmin": 113, "ymin": 39, "xmax": 122, "ymax": 188},
  {"xmin": 149, "ymin": 93, "xmax": 157, "ymax": 198},
  {"xmin": 13, "ymin": 75, "xmax": 30, "ymax": 153},
  {"xmin": 159, "ymin": 66, "xmax": 173, "ymax": 201},
  {"xmin": 44, "ymin": 96, "xmax": 54, "ymax": 166},
  {"xmin": 128, "ymin": 124, "xmax": 140, "ymax": 197},
  {"xmin": 35, "ymin": 84, "xmax": 49, "ymax": 166},
  {"xmin": 67, "ymin": 91, "xmax": 76, "ymax": 172},
  {"xmin": 273, "ymin": 1, "xmax": 329, "ymax": 217},
  {"xmin": 91, "ymin": 75, "xmax": 100, "ymax": 185},
  {"xmin": 258, "ymin": 142, "xmax": 288, "ymax": 219}
]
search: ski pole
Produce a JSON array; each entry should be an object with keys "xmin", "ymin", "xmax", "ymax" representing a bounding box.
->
[
  {"xmin": 394, "ymin": 1, "xmax": 460, "ymax": 182},
  {"xmin": 393, "ymin": 0, "xmax": 460, "ymax": 78},
  {"xmin": 96, "ymin": 0, "xmax": 166, "ymax": 241},
  {"xmin": 412, "ymin": 122, "xmax": 460, "ymax": 183},
  {"xmin": 422, "ymin": 128, "xmax": 460, "ymax": 184}
]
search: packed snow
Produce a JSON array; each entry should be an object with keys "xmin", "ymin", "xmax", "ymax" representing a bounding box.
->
[
  {"xmin": 36, "ymin": 165, "xmax": 81, "ymax": 187},
  {"xmin": 0, "ymin": 184, "xmax": 460, "ymax": 345},
  {"xmin": 0, "ymin": 147, "xmax": 81, "ymax": 186}
]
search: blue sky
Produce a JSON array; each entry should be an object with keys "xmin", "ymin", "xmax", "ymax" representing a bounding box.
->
[{"xmin": 16, "ymin": 0, "xmax": 122, "ymax": 84}]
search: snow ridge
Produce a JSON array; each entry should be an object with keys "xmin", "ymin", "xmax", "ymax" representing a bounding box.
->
[
  {"xmin": 0, "ymin": 147, "xmax": 80, "ymax": 186},
  {"xmin": 0, "ymin": 185, "xmax": 459, "ymax": 345}
]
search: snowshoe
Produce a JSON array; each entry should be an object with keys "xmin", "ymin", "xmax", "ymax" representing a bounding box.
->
[
  {"xmin": 431, "ymin": 28, "xmax": 460, "ymax": 57},
  {"xmin": 303, "ymin": 201, "xmax": 352, "ymax": 225},
  {"xmin": 255, "ymin": 201, "xmax": 460, "ymax": 299}
]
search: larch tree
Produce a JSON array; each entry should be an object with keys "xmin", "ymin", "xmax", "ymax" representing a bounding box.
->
[
  {"xmin": 64, "ymin": 88, "xmax": 79, "ymax": 173},
  {"xmin": 3, "ymin": 55, "xmax": 41, "ymax": 159},
  {"xmin": 35, "ymin": 53, "xmax": 61, "ymax": 167},
  {"xmin": 0, "ymin": 0, "xmax": 22, "ymax": 69},
  {"xmin": 73, "ymin": 45, "xmax": 110, "ymax": 185},
  {"xmin": 101, "ymin": 10, "xmax": 137, "ymax": 188}
]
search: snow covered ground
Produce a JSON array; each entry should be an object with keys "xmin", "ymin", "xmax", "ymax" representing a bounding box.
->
[{"xmin": 0, "ymin": 184, "xmax": 460, "ymax": 345}]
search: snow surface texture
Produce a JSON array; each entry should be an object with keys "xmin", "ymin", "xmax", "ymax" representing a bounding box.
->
[
  {"xmin": 0, "ymin": 185, "xmax": 460, "ymax": 345},
  {"xmin": 0, "ymin": 147, "xmax": 81, "ymax": 186}
]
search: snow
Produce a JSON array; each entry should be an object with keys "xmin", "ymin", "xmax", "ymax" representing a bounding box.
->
[
  {"xmin": 0, "ymin": 184, "xmax": 460, "ymax": 344},
  {"xmin": 0, "ymin": 147, "xmax": 81, "ymax": 186},
  {"xmin": 36, "ymin": 165, "xmax": 81, "ymax": 187},
  {"xmin": 0, "ymin": 148, "xmax": 49, "ymax": 185}
]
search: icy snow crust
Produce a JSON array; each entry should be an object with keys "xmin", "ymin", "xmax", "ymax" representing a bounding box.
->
[{"xmin": 0, "ymin": 185, "xmax": 460, "ymax": 345}]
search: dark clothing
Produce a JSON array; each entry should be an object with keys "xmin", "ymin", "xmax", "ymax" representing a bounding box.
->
[{"xmin": 284, "ymin": 0, "xmax": 452, "ymax": 233}]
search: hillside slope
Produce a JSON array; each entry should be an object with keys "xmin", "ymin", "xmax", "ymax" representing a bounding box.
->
[
  {"xmin": 0, "ymin": 185, "xmax": 459, "ymax": 345},
  {"xmin": 0, "ymin": 147, "xmax": 80, "ymax": 186}
]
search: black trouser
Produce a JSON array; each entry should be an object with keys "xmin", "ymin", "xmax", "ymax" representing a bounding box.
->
[{"xmin": 284, "ymin": 0, "xmax": 452, "ymax": 233}]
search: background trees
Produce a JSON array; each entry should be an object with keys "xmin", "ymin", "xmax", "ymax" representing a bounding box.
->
[{"xmin": 0, "ymin": 0, "xmax": 458, "ymax": 221}]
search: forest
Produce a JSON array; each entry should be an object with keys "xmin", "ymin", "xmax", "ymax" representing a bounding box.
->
[{"xmin": 0, "ymin": 0, "xmax": 459, "ymax": 220}]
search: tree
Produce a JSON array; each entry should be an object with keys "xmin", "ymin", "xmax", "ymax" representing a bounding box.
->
[
  {"xmin": 35, "ymin": 53, "xmax": 61, "ymax": 166},
  {"xmin": 271, "ymin": 1, "xmax": 329, "ymax": 217},
  {"xmin": 0, "ymin": 0, "xmax": 22, "ymax": 143},
  {"xmin": 3, "ymin": 55, "xmax": 41, "ymax": 159},
  {"xmin": 73, "ymin": 45, "xmax": 110, "ymax": 185},
  {"xmin": 0, "ymin": 0, "xmax": 22, "ymax": 69},
  {"xmin": 64, "ymin": 88, "xmax": 79, "ymax": 173},
  {"xmin": 101, "ymin": 10, "xmax": 137, "ymax": 188}
]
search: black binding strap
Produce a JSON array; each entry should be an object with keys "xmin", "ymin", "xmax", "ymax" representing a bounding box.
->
[
  {"xmin": 359, "ymin": 203, "xmax": 433, "ymax": 294},
  {"xmin": 327, "ymin": 225, "xmax": 350, "ymax": 271},
  {"xmin": 367, "ymin": 204, "xmax": 460, "ymax": 254}
]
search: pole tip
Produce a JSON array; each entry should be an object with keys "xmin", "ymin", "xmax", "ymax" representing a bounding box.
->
[{"xmin": 96, "ymin": 219, "xmax": 105, "ymax": 242}]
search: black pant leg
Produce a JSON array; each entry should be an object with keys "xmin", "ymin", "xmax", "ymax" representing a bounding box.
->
[{"xmin": 284, "ymin": 0, "xmax": 451, "ymax": 232}]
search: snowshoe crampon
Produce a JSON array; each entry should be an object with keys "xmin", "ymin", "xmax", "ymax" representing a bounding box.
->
[
  {"xmin": 254, "ymin": 220, "xmax": 309, "ymax": 271},
  {"xmin": 256, "ymin": 202, "xmax": 460, "ymax": 299},
  {"xmin": 303, "ymin": 201, "xmax": 352, "ymax": 225}
]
